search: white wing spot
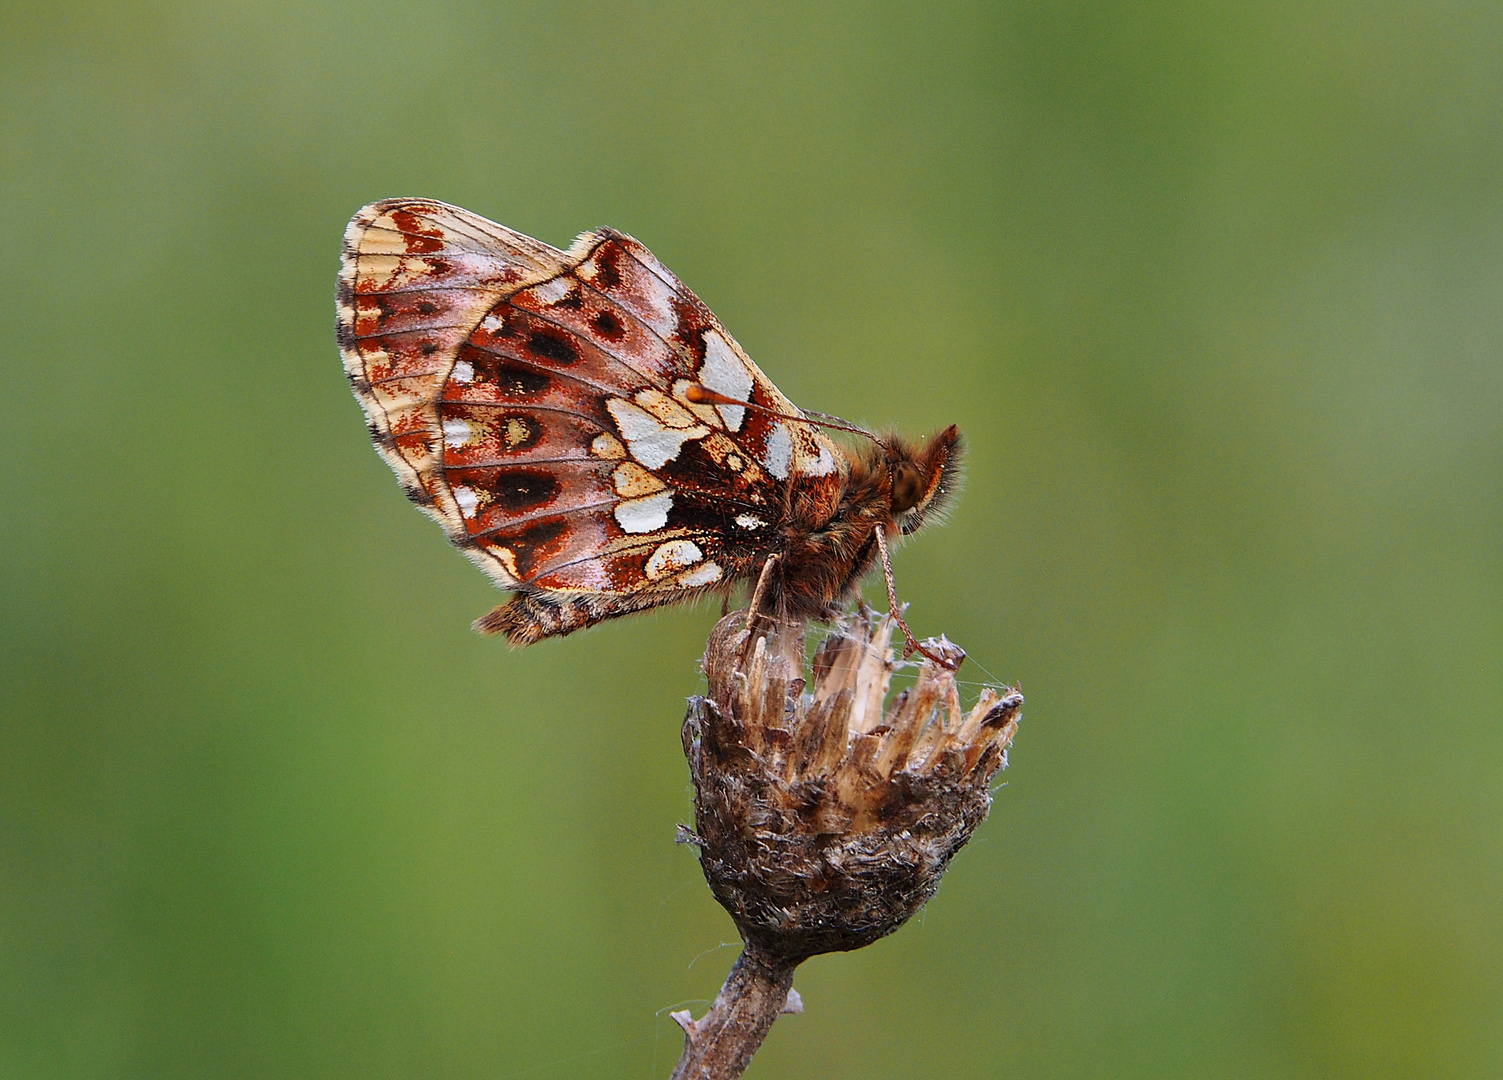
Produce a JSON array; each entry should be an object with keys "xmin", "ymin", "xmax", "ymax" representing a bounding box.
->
[
  {"xmin": 645, "ymin": 539, "xmax": 703, "ymax": 580},
  {"xmin": 735, "ymin": 514, "xmax": 766, "ymax": 530},
  {"xmin": 614, "ymin": 491, "xmax": 673, "ymax": 533},
  {"xmin": 799, "ymin": 442, "xmax": 836, "ymax": 477},
  {"xmin": 607, "ymin": 397, "xmax": 710, "ymax": 470},
  {"xmin": 443, "ymin": 418, "xmax": 473, "ymax": 448},
  {"xmin": 453, "ymin": 485, "xmax": 479, "ymax": 516},
  {"xmin": 699, "ymin": 329, "xmax": 754, "ymax": 431},
  {"xmin": 763, "ymin": 423, "xmax": 792, "ymax": 480},
  {"xmin": 450, "ymin": 359, "xmax": 474, "ymax": 383},
  {"xmin": 679, "ymin": 561, "xmax": 723, "ymax": 587},
  {"xmin": 530, "ymin": 277, "xmax": 572, "ymax": 304}
]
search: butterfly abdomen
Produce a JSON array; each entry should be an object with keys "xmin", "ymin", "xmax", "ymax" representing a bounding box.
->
[{"xmin": 474, "ymin": 588, "xmax": 698, "ymax": 646}]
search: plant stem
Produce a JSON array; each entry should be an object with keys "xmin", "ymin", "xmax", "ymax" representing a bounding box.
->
[{"xmin": 669, "ymin": 942, "xmax": 799, "ymax": 1080}]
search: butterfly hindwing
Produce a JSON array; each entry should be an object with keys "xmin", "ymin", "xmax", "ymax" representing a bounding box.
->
[{"xmin": 339, "ymin": 199, "xmax": 574, "ymax": 576}]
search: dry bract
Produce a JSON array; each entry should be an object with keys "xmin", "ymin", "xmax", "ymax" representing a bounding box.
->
[{"xmin": 683, "ymin": 607, "xmax": 1022, "ymax": 960}]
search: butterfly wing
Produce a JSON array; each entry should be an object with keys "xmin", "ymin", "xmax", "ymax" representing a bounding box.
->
[
  {"xmin": 339, "ymin": 200, "xmax": 847, "ymax": 642},
  {"xmin": 338, "ymin": 199, "xmax": 570, "ymax": 537}
]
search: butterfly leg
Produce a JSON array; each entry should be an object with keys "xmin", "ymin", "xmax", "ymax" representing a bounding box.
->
[
  {"xmin": 744, "ymin": 555, "xmax": 779, "ymax": 629},
  {"xmin": 872, "ymin": 528, "xmax": 959, "ymax": 671}
]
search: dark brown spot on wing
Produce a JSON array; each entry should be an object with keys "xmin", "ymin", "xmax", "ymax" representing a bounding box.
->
[
  {"xmin": 486, "ymin": 518, "xmax": 570, "ymax": 581},
  {"xmin": 593, "ymin": 310, "xmax": 625, "ymax": 340},
  {"xmin": 454, "ymin": 346, "xmax": 553, "ymax": 397},
  {"xmin": 669, "ymin": 295, "xmax": 713, "ymax": 364},
  {"xmin": 485, "ymin": 468, "xmax": 560, "ymax": 512},
  {"xmin": 526, "ymin": 330, "xmax": 578, "ymax": 365}
]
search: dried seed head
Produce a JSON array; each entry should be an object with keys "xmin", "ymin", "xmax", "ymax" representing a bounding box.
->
[{"xmin": 682, "ymin": 608, "xmax": 1022, "ymax": 961}]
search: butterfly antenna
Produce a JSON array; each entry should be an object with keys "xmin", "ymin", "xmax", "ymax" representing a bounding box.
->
[
  {"xmin": 803, "ymin": 408, "xmax": 870, "ymax": 432},
  {"xmin": 873, "ymin": 528, "xmax": 960, "ymax": 671},
  {"xmin": 685, "ymin": 385, "xmax": 883, "ymax": 448}
]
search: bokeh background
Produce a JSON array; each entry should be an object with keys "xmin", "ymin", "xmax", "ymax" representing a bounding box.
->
[{"xmin": 4, "ymin": 2, "xmax": 1501, "ymax": 1077}]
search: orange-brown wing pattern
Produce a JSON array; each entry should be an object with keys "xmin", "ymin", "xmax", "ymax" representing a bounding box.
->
[
  {"xmin": 338, "ymin": 199, "xmax": 848, "ymax": 635},
  {"xmin": 338, "ymin": 200, "xmax": 569, "ymax": 543}
]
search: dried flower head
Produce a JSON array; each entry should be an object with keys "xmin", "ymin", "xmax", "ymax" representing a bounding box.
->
[{"xmin": 681, "ymin": 606, "xmax": 1022, "ymax": 962}]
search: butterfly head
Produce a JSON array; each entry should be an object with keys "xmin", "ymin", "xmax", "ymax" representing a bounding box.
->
[{"xmin": 885, "ymin": 424, "xmax": 963, "ymax": 535}]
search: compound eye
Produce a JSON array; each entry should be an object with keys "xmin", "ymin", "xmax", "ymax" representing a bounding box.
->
[{"xmin": 890, "ymin": 461, "xmax": 925, "ymax": 514}]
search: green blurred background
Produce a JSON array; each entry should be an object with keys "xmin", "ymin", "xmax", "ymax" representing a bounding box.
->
[{"xmin": 3, "ymin": 2, "xmax": 1500, "ymax": 1077}]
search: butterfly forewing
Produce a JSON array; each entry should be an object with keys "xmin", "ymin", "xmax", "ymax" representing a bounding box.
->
[{"xmin": 338, "ymin": 200, "xmax": 847, "ymax": 621}]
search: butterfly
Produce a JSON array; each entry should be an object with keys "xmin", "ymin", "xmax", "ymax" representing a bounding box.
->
[{"xmin": 337, "ymin": 199, "xmax": 961, "ymax": 656}]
